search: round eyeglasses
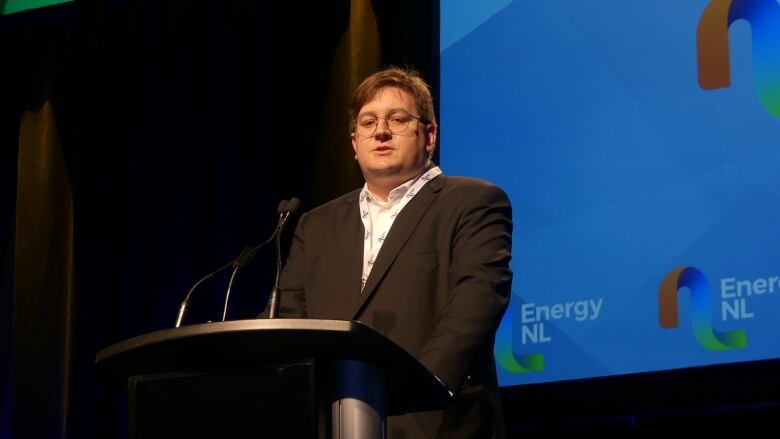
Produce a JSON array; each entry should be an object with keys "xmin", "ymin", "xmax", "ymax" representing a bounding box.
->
[{"xmin": 355, "ymin": 110, "xmax": 422, "ymax": 137}]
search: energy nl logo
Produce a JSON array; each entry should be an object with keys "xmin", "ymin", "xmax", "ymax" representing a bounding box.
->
[
  {"xmin": 659, "ymin": 266, "xmax": 747, "ymax": 350},
  {"xmin": 697, "ymin": 0, "xmax": 780, "ymax": 118},
  {"xmin": 494, "ymin": 305, "xmax": 544, "ymax": 372}
]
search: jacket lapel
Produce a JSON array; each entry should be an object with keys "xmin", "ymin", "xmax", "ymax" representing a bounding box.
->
[
  {"xmin": 351, "ymin": 176, "xmax": 445, "ymax": 319},
  {"xmin": 334, "ymin": 193, "xmax": 365, "ymax": 320}
]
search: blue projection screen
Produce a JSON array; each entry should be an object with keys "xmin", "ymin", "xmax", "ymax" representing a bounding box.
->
[{"xmin": 441, "ymin": 0, "xmax": 780, "ymax": 387}]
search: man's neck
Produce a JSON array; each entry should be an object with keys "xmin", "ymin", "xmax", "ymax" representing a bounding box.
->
[{"xmin": 365, "ymin": 170, "xmax": 424, "ymax": 202}]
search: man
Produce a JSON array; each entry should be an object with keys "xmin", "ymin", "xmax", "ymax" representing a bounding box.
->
[{"xmin": 277, "ymin": 67, "xmax": 512, "ymax": 438}]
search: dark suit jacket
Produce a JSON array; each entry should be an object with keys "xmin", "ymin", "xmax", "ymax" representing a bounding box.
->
[{"xmin": 277, "ymin": 175, "xmax": 512, "ymax": 438}]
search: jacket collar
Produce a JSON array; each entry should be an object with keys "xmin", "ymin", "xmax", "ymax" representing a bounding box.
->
[{"xmin": 350, "ymin": 175, "xmax": 445, "ymax": 319}]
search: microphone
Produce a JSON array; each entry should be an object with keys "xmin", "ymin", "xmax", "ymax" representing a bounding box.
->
[
  {"xmin": 174, "ymin": 198, "xmax": 296, "ymax": 328},
  {"xmin": 267, "ymin": 197, "xmax": 301, "ymax": 318},
  {"xmin": 220, "ymin": 199, "xmax": 292, "ymax": 321}
]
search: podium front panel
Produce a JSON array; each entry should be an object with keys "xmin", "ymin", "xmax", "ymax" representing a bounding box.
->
[{"xmin": 129, "ymin": 360, "xmax": 318, "ymax": 439}]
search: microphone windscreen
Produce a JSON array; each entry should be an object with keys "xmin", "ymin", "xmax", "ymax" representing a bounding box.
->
[
  {"xmin": 286, "ymin": 197, "xmax": 301, "ymax": 214},
  {"xmin": 277, "ymin": 199, "xmax": 289, "ymax": 214}
]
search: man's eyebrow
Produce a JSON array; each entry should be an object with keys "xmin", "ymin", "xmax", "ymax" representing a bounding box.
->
[{"xmin": 358, "ymin": 107, "xmax": 409, "ymax": 117}]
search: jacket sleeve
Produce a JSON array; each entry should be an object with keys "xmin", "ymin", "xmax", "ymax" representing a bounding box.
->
[{"xmin": 417, "ymin": 184, "xmax": 513, "ymax": 393}]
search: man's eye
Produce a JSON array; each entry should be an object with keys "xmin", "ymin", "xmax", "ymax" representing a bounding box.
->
[
  {"xmin": 389, "ymin": 116, "xmax": 406, "ymax": 123},
  {"xmin": 360, "ymin": 119, "xmax": 377, "ymax": 127}
]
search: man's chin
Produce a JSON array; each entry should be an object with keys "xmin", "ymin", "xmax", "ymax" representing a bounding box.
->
[
  {"xmin": 360, "ymin": 159, "xmax": 428, "ymax": 181},
  {"xmin": 364, "ymin": 163, "xmax": 402, "ymax": 176}
]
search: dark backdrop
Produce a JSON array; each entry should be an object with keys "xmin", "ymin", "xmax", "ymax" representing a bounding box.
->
[{"xmin": 0, "ymin": 1, "xmax": 436, "ymax": 437}]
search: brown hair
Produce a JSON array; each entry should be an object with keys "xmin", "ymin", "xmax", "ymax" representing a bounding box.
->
[{"xmin": 349, "ymin": 66, "xmax": 437, "ymax": 136}]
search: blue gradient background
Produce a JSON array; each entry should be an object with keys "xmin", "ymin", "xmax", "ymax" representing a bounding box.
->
[{"xmin": 441, "ymin": 0, "xmax": 780, "ymax": 386}]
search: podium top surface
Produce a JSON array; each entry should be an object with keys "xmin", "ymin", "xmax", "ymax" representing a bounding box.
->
[{"xmin": 96, "ymin": 319, "xmax": 451, "ymax": 414}]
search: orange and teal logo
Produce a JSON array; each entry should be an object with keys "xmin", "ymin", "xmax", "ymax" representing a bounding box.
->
[
  {"xmin": 697, "ymin": 0, "xmax": 780, "ymax": 118},
  {"xmin": 494, "ymin": 305, "xmax": 544, "ymax": 372},
  {"xmin": 659, "ymin": 266, "xmax": 747, "ymax": 350}
]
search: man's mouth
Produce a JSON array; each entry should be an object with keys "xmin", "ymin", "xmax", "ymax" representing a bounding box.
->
[{"xmin": 374, "ymin": 145, "xmax": 394, "ymax": 153}]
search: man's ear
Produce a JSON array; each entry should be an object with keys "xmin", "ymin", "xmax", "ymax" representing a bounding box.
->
[
  {"xmin": 351, "ymin": 132, "xmax": 358, "ymax": 159},
  {"xmin": 425, "ymin": 124, "xmax": 437, "ymax": 156}
]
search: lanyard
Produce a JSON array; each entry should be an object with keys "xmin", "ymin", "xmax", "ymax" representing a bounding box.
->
[{"xmin": 358, "ymin": 166, "xmax": 442, "ymax": 290}]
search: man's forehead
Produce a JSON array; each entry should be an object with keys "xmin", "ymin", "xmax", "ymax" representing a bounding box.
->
[{"xmin": 359, "ymin": 87, "xmax": 416, "ymax": 114}]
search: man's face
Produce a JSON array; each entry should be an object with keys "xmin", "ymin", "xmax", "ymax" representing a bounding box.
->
[{"xmin": 351, "ymin": 87, "xmax": 436, "ymax": 184}]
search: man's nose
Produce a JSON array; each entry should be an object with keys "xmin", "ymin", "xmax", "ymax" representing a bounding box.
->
[{"xmin": 374, "ymin": 117, "xmax": 392, "ymax": 137}]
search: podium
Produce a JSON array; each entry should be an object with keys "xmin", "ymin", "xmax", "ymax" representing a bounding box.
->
[{"xmin": 96, "ymin": 319, "xmax": 451, "ymax": 438}]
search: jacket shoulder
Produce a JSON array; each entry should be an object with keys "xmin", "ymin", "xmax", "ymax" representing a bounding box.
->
[
  {"xmin": 439, "ymin": 175, "xmax": 509, "ymax": 198},
  {"xmin": 301, "ymin": 188, "xmax": 361, "ymax": 219}
]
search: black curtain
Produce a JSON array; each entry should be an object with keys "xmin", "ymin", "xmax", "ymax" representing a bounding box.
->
[{"xmin": 0, "ymin": 1, "xmax": 436, "ymax": 438}]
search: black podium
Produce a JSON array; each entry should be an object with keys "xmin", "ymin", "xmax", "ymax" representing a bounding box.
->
[{"xmin": 96, "ymin": 319, "xmax": 451, "ymax": 438}]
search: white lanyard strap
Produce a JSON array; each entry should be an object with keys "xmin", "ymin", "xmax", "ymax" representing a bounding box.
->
[{"xmin": 358, "ymin": 166, "xmax": 442, "ymax": 290}]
